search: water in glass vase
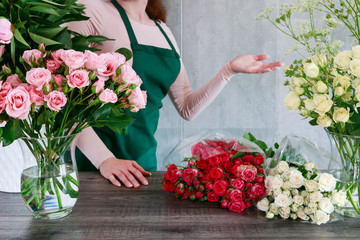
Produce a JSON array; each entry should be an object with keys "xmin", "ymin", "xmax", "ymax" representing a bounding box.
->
[{"xmin": 21, "ymin": 163, "xmax": 79, "ymax": 220}]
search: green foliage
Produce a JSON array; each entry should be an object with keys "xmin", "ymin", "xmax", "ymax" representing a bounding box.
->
[{"xmin": 242, "ymin": 132, "xmax": 278, "ymax": 159}]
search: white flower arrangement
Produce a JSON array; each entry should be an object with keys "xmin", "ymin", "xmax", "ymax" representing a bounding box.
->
[{"xmin": 257, "ymin": 160, "xmax": 346, "ymax": 225}]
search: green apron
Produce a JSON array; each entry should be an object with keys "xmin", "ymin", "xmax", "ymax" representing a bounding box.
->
[{"xmin": 76, "ymin": 0, "xmax": 180, "ymax": 171}]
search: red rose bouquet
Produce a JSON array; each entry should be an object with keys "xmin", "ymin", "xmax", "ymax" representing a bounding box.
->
[{"xmin": 162, "ymin": 133, "xmax": 274, "ymax": 213}]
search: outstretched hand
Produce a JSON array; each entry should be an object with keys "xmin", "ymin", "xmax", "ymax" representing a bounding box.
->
[{"xmin": 230, "ymin": 54, "xmax": 283, "ymax": 74}]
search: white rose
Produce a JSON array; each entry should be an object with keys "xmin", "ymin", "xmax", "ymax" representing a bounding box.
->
[
  {"xmin": 291, "ymin": 204, "xmax": 299, "ymax": 212},
  {"xmin": 294, "ymin": 86, "xmax": 304, "ymax": 95},
  {"xmin": 256, "ymin": 198, "xmax": 270, "ymax": 212},
  {"xmin": 318, "ymin": 197, "xmax": 335, "ymax": 214},
  {"xmin": 291, "ymin": 189, "xmax": 299, "ymax": 196},
  {"xmin": 330, "ymin": 68, "xmax": 340, "ymax": 78},
  {"xmin": 342, "ymin": 91, "xmax": 351, "ymax": 101},
  {"xmin": 334, "ymin": 86, "xmax": 344, "ymax": 96},
  {"xmin": 291, "ymin": 77, "xmax": 306, "ymax": 87},
  {"xmin": 356, "ymin": 92, "xmax": 360, "ymax": 101},
  {"xmin": 290, "ymin": 213, "xmax": 298, "ymax": 220},
  {"xmin": 305, "ymin": 180, "xmax": 319, "ymax": 192},
  {"xmin": 276, "ymin": 161, "xmax": 289, "ymax": 173},
  {"xmin": 266, "ymin": 211, "xmax": 275, "ymax": 219},
  {"xmin": 352, "ymin": 45, "xmax": 360, "ymax": 59},
  {"xmin": 334, "ymin": 50, "xmax": 352, "ymax": 70},
  {"xmin": 315, "ymin": 81, "xmax": 328, "ymax": 93},
  {"xmin": 280, "ymin": 206, "xmax": 291, "ymax": 214},
  {"xmin": 304, "ymin": 62, "xmax": 320, "ymax": 78},
  {"xmin": 282, "ymin": 181, "xmax": 291, "ymax": 190},
  {"xmin": 300, "ymin": 190, "xmax": 308, "ymax": 197},
  {"xmin": 316, "ymin": 114, "xmax": 332, "ymax": 127},
  {"xmin": 333, "ymin": 107, "xmax": 350, "ymax": 123},
  {"xmin": 269, "ymin": 203, "xmax": 279, "ymax": 214},
  {"xmin": 293, "ymin": 195, "xmax": 304, "ymax": 205},
  {"xmin": 311, "ymin": 54, "xmax": 327, "ymax": 66},
  {"xmin": 279, "ymin": 211, "xmax": 290, "ymax": 219},
  {"xmin": 333, "ymin": 75, "xmax": 350, "ymax": 90},
  {"xmin": 289, "ymin": 169, "xmax": 306, "ymax": 188},
  {"xmin": 309, "ymin": 191, "xmax": 323, "ymax": 202},
  {"xmin": 274, "ymin": 193, "xmax": 293, "ymax": 207},
  {"xmin": 352, "ymin": 78, "xmax": 360, "ymax": 89},
  {"xmin": 304, "ymin": 162, "xmax": 317, "ymax": 171},
  {"xmin": 308, "ymin": 202, "xmax": 318, "ymax": 212},
  {"xmin": 273, "ymin": 188, "xmax": 282, "ymax": 197},
  {"xmin": 313, "ymin": 94, "xmax": 333, "ymax": 115},
  {"xmin": 313, "ymin": 210, "xmax": 330, "ymax": 225},
  {"xmin": 284, "ymin": 91, "xmax": 301, "ymax": 112},
  {"xmin": 297, "ymin": 210, "xmax": 310, "ymax": 221},
  {"xmin": 282, "ymin": 170, "xmax": 292, "ymax": 180},
  {"xmin": 304, "ymin": 99, "xmax": 316, "ymax": 111},
  {"xmin": 350, "ymin": 59, "xmax": 360, "ymax": 78},
  {"xmin": 318, "ymin": 173, "xmax": 337, "ymax": 192},
  {"xmin": 283, "ymin": 189, "xmax": 291, "ymax": 197},
  {"xmin": 331, "ymin": 190, "xmax": 347, "ymax": 207},
  {"xmin": 271, "ymin": 175, "xmax": 283, "ymax": 190}
]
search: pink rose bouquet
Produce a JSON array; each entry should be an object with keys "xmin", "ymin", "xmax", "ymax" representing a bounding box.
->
[{"xmin": 162, "ymin": 133, "xmax": 274, "ymax": 214}]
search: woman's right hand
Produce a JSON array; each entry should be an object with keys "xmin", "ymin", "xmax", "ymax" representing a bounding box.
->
[{"xmin": 99, "ymin": 157, "xmax": 151, "ymax": 188}]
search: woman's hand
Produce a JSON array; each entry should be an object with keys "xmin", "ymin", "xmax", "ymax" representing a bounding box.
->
[
  {"xmin": 230, "ymin": 54, "xmax": 283, "ymax": 74},
  {"xmin": 99, "ymin": 157, "xmax": 151, "ymax": 188}
]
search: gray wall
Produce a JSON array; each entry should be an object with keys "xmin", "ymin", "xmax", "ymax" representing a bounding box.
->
[{"xmin": 156, "ymin": 0, "xmax": 351, "ymax": 169}]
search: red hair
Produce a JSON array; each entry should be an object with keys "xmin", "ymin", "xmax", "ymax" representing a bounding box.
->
[{"xmin": 146, "ymin": 0, "xmax": 167, "ymax": 22}]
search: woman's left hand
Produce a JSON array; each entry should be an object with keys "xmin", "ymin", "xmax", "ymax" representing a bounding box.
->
[{"xmin": 230, "ymin": 54, "xmax": 283, "ymax": 74}]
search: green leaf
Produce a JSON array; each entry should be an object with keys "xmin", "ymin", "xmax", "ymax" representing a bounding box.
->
[
  {"xmin": 254, "ymin": 139, "xmax": 268, "ymax": 152},
  {"xmin": 28, "ymin": 31, "xmax": 62, "ymax": 46},
  {"xmin": 71, "ymin": 35, "xmax": 89, "ymax": 51},
  {"xmin": 13, "ymin": 21, "xmax": 27, "ymax": 29},
  {"xmin": 309, "ymin": 118, "xmax": 318, "ymax": 126},
  {"xmin": 242, "ymin": 132, "xmax": 256, "ymax": 142},
  {"xmin": 29, "ymin": 6, "xmax": 60, "ymax": 16},
  {"xmin": 2, "ymin": 120, "xmax": 24, "ymax": 146},
  {"xmin": 14, "ymin": 29, "xmax": 31, "ymax": 48},
  {"xmin": 31, "ymin": 27, "xmax": 66, "ymax": 39},
  {"xmin": 93, "ymin": 104, "xmax": 112, "ymax": 120},
  {"xmin": 10, "ymin": 37, "xmax": 15, "ymax": 66},
  {"xmin": 116, "ymin": 47, "xmax": 132, "ymax": 61},
  {"xmin": 0, "ymin": 127, "xmax": 3, "ymax": 138},
  {"xmin": 92, "ymin": 115, "xmax": 135, "ymax": 135}
]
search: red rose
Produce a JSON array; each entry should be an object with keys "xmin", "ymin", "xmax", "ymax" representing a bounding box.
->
[
  {"xmin": 164, "ymin": 164, "xmax": 182, "ymax": 183},
  {"xmin": 213, "ymin": 179, "xmax": 229, "ymax": 196},
  {"xmin": 240, "ymin": 168, "xmax": 257, "ymax": 182},
  {"xmin": 257, "ymin": 168, "xmax": 264, "ymax": 174},
  {"xmin": 182, "ymin": 167, "xmax": 194, "ymax": 184},
  {"xmin": 209, "ymin": 167, "xmax": 223, "ymax": 180},
  {"xmin": 255, "ymin": 175, "xmax": 264, "ymax": 183},
  {"xmin": 233, "ymin": 159, "xmax": 242, "ymax": 165},
  {"xmin": 230, "ymin": 178, "xmax": 245, "ymax": 190},
  {"xmin": 196, "ymin": 159, "xmax": 208, "ymax": 170},
  {"xmin": 205, "ymin": 182, "xmax": 213, "ymax": 191},
  {"xmin": 188, "ymin": 160, "xmax": 195, "ymax": 167},
  {"xmin": 245, "ymin": 201, "xmax": 252, "ymax": 208},
  {"xmin": 198, "ymin": 184, "xmax": 205, "ymax": 192},
  {"xmin": 196, "ymin": 191, "xmax": 204, "ymax": 199},
  {"xmin": 223, "ymin": 161, "xmax": 234, "ymax": 173},
  {"xmin": 208, "ymin": 155, "xmax": 222, "ymax": 167},
  {"xmin": 245, "ymin": 183, "xmax": 252, "ymax": 189},
  {"xmin": 207, "ymin": 191, "xmax": 219, "ymax": 202},
  {"xmin": 229, "ymin": 189, "xmax": 245, "ymax": 202},
  {"xmin": 242, "ymin": 154, "xmax": 254, "ymax": 164},
  {"xmin": 250, "ymin": 183, "xmax": 265, "ymax": 197},
  {"xmin": 221, "ymin": 200, "xmax": 229, "ymax": 208},
  {"xmin": 163, "ymin": 182, "xmax": 175, "ymax": 192},
  {"xmin": 254, "ymin": 153, "xmax": 264, "ymax": 166},
  {"xmin": 191, "ymin": 142, "xmax": 207, "ymax": 157},
  {"xmin": 247, "ymin": 193, "xmax": 255, "ymax": 200},
  {"xmin": 193, "ymin": 180, "xmax": 200, "ymax": 187},
  {"xmin": 227, "ymin": 201, "xmax": 246, "ymax": 213}
]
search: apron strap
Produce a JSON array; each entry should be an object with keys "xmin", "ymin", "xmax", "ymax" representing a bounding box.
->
[{"xmin": 111, "ymin": 0, "xmax": 139, "ymax": 47}]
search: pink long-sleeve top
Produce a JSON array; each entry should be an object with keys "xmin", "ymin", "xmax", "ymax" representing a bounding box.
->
[{"xmin": 70, "ymin": 0, "xmax": 236, "ymax": 168}]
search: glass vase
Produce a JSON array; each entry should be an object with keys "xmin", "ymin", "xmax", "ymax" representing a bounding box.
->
[
  {"xmin": 18, "ymin": 134, "xmax": 79, "ymax": 220},
  {"xmin": 326, "ymin": 129, "xmax": 360, "ymax": 217}
]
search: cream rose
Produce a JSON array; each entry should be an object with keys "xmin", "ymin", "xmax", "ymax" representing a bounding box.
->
[
  {"xmin": 284, "ymin": 91, "xmax": 301, "ymax": 112},
  {"xmin": 282, "ymin": 181, "xmax": 291, "ymax": 190},
  {"xmin": 293, "ymin": 195, "xmax": 304, "ymax": 205},
  {"xmin": 309, "ymin": 191, "xmax": 323, "ymax": 202},
  {"xmin": 294, "ymin": 86, "xmax": 304, "ymax": 95},
  {"xmin": 289, "ymin": 169, "xmax": 306, "ymax": 188},
  {"xmin": 318, "ymin": 197, "xmax": 334, "ymax": 214},
  {"xmin": 333, "ymin": 75, "xmax": 350, "ymax": 90},
  {"xmin": 311, "ymin": 54, "xmax": 327, "ymax": 66},
  {"xmin": 313, "ymin": 94, "xmax": 333, "ymax": 115},
  {"xmin": 313, "ymin": 210, "xmax": 330, "ymax": 225},
  {"xmin": 291, "ymin": 77, "xmax": 306, "ymax": 87},
  {"xmin": 303, "ymin": 62, "xmax": 319, "ymax": 78},
  {"xmin": 304, "ymin": 162, "xmax": 317, "ymax": 171},
  {"xmin": 352, "ymin": 45, "xmax": 360, "ymax": 59},
  {"xmin": 269, "ymin": 203, "xmax": 279, "ymax": 214},
  {"xmin": 331, "ymin": 190, "xmax": 347, "ymax": 207},
  {"xmin": 274, "ymin": 193, "xmax": 292, "ymax": 207},
  {"xmin": 334, "ymin": 86, "xmax": 344, "ymax": 96},
  {"xmin": 342, "ymin": 92, "xmax": 351, "ymax": 101},
  {"xmin": 280, "ymin": 206, "xmax": 291, "ymax": 214},
  {"xmin": 316, "ymin": 114, "xmax": 332, "ymax": 127},
  {"xmin": 318, "ymin": 173, "xmax": 337, "ymax": 192},
  {"xmin": 350, "ymin": 59, "xmax": 360, "ymax": 78},
  {"xmin": 333, "ymin": 107, "xmax": 350, "ymax": 123},
  {"xmin": 304, "ymin": 99, "xmax": 315, "ymax": 111},
  {"xmin": 308, "ymin": 202, "xmax": 318, "ymax": 213},
  {"xmin": 297, "ymin": 210, "xmax": 309, "ymax": 221},
  {"xmin": 305, "ymin": 180, "xmax": 319, "ymax": 192},
  {"xmin": 315, "ymin": 81, "xmax": 328, "ymax": 93},
  {"xmin": 256, "ymin": 198, "xmax": 269, "ymax": 212},
  {"xmin": 271, "ymin": 175, "xmax": 283, "ymax": 190},
  {"xmin": 276, "ymin": 161, "xmax": 289, "ymax": 173},
  {"xmin": 352, "ymin": 78, "xmax": 360, "ymax": 90},
  {"xmin": 334, "ymin": 50, "xmax": 352, "ymax": 70}
]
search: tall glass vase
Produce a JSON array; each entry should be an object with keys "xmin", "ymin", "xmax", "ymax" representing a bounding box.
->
[
  {"xmin": 18, "ymin": 134, "xmax": 79, "ymax": 220},
  {"xmin": 326, "ymin": 129, "xmax": 360, "ymax": 217}
]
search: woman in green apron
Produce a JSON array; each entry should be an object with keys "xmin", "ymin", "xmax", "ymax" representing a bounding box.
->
[{"xmin": 70, "ymin": 0, "xmax": 283, "ymax": 188}]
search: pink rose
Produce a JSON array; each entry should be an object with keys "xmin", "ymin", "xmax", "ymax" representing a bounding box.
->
[
  {"xmin": 0, "ymin": 94, "xmax": 6, "ymax": 113},
  {"xmin": 121, "ymin": 64, "xmax": 142, "ymax": 85},
  {"xmin": 52, "ymin": 74, "xmax": 63, "ymax": 88},
  {"xmin": 51, "ymin": 49, "xmax": 64, "ymax": 64},
  {"xmin": 229, "ymin": 189, "xmax": 245, "ymax": 202},
  {"xmin": 111, "ymin": 52, "xmax": 126, "ymax": 64},
  {"xmin": 227, "ymin": 201, "xmax": 246, "ymax": 213},
  {"xmin": 240, "ymin": 168, "xmax": 257, "ymax": 183},
  {"xmin": 0, "ymin": 19, "xmax": 13, "ymax": 44},
  {"xmin": 66, "ymin": 69, "xmax": 89, "ymax": 88},
  {"xmin": 97, "ymin": 53, "xmax": 122, "ymax": 80},
  {"xmin": 45, "ymin": 91, "xmax": 67, "ymax": 111},
  {"xmin": 99, "ymin": 89, "xmax": 117, "ymax": 103},
  {"xmin": 46, "ymin": 59, "xmax": 61, "ymax": 73},
  {"xmin": 28, "ymin": 85, "xmax": 44, "ymax": 106},
  {"xmin": 6, "ymin": 74, "xmax": 22, "ymax": 88},
  {"xmin": 22, "ymin": 49, "xmax": 44, "ymax": 65},
  {"xmin": 61, "ymin": 50, "xmax": 86, "ymax": 69},
  {"xmin": 84, "ymin": 50, "xmax": 105, "ymax": 71},
  {"xmin": 230, "ymin": 178, "xmax": 245, "ymax": 190},
  {"xmin": 250, "ymin": 183, "xmax": 265, "ymax": 197},
  {"xmin": 5, "ymin": 86, "xmax": 31, "ymax": 119},
  {"xmin": 26, "ymin": 68, "xmax": 52, "ymax": 91},
  {"xmin": 92, "ymin": 79, "xmax": 105, "ymax": 94},
  {"xmin": 0, "ymin": 45, "xmax": 5, "ymax": 57},
  {"xmin": 128, "ymin": 87, "xmax": 146, "ymax": 112},
  {"xmin": 0, "ymin": 82, "xmax": 11, "ymax": 95}
]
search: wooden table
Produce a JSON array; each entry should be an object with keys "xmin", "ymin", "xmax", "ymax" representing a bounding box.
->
[{"xmin": 0, "ymin": 172, "xmax": 359, "ymax": 239}]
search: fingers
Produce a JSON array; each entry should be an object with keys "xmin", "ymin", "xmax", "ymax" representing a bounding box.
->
[
  {"xmin": 254, "ymin": 54, "xmax": 270, "ymax": 61},
  {"xmin": 115, "ymin": 171, "xmax": 138, "ymax": 188},
  {"xmin": 129, "ymin": 166, "xmax": 149, "ymax": 186},
  {"xmin": 108, "ymin": 174, "xmax": 121, "ymax": 187},
  {"xmin": 133, "ymin": 161, "xmax": 152, "ymax": 176}
]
